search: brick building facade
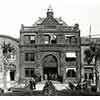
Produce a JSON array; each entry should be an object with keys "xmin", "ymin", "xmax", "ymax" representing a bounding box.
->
[{"xmin": 19, "ymin": 7, "xmax": 81, "ymax": 83}]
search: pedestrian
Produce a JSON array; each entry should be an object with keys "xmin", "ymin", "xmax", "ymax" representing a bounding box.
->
[
  {"xmin": 32, "ymin": 77, "xmax": 36, "ymax": 89},
  {"xmin": 44, "ymin": 74, "xmax": 47, "ymax": 80},
  {"xmin": 29, "ymin": 79, "xmax": 33, "ymax": 90}
]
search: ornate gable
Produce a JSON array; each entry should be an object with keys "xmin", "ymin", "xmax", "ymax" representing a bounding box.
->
[
  {"xmin": 40, "ymin": 17, "xmax": 60, "ymax": 26},
  {"xmin": 38, "ymin": 6, "xmax": 61, "ymax": 27}
]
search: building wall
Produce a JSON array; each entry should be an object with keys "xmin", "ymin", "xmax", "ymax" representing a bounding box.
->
[
  {"xmin": 81, "ymin": 45, "xmax": 96, "ymax": 84},
  {"xmin": 0, "ymin": 35, "xmax": 19, "ymax": 83},
  {"xmin": 19, "ymin": 30, "xmax": 80, "ymax": 83},
  {"xmin": 19, "ymin": 8, "xmax": 81, "ymax": 83}
]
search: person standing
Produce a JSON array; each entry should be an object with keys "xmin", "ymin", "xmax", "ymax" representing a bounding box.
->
[
  {"xmin": 29, "ymin": 79, "xmax": 33, "ymax": 90},
  {"xmin": 32, "ymin": 77, "xmax": 36, "ymax": 89}
]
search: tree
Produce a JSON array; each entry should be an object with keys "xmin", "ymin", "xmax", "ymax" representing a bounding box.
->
[
  {"xmin": 84, "ymin": 48, "xmax": 94, "ymax": 65},
  {"xmin": 1, "ymin": 41, "xmax": 16, "ymax": 92},
  {"xmin": 84, "ymin": 41, "xmax": 100, "ymax": 92}
]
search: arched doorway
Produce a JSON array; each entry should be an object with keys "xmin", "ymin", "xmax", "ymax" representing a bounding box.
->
[{"xmin": 42, "ymin": 54, "xmax": 58, "ymax": 80}]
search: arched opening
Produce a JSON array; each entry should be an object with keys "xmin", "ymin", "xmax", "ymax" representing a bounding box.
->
[
  {"xmin": 42, "ymin": 54, "xmax": 58, "ymax": 80},
  {"xmin": 10, "ymin": 70, "xmax": 16, "ymax": 81},
  {"xmin": 66, "ymin": 69, "xmax": 76, "ymax": 77}
]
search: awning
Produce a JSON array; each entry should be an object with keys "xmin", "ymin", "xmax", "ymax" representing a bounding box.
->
[
  {"xmin": 66, "ymin": 52, "xmax": 76, "ymax": 58},
  {"xmin": 66, "ymin": 68, "xmax": 76, "ymax": 72}
]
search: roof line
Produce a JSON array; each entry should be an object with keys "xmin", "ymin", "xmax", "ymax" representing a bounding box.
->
[{"xmin": 0, "ymin": 35, "xmax": 19, "ymax": 42}]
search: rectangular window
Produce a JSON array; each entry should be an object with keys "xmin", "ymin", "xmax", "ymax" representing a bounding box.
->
[
  {"xmin": 25, "ymin": 68, "xmax": 34, "ymax": 77},
  {"xmin": 25, "ymin": 53, "xmax": 35, "ymax": 61},
  {"xmin": 44, "ymin": 35, "xmax": 50, "ymax": 44},
  {"xmin": 24, "ymin": 35, "xmax": 36, "ymax": 44},
  {"xmin": 71, "ymin": 36, "xmax": 77, "ymax": 45},
  {"xmin": 51, "ymin": 35, "xmax": 56, "ymax": 44},
  {"xmin": 65, "ymin": 35, "xmax": 77, "ymax": 45},
  {"xmin": 24, "ymin": 35, "xmax": 30, "ymax": 44},
  {"xmin": 30, "ymin": 35, "xmax": 35, "ymax": 44},
  {"xmin": 66, "ymin": 68, "xmax": 76, "ymax": 77},
  {"xmin": 65, "ymin": 52, "xmax": 76, "ymax": 61},
  {"xmin": 65, "ymin": 35, "xmax": 72, "ymax": 44}
]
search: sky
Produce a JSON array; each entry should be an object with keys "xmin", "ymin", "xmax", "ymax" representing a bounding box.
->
[{"xmin": 0, "ymin": 0, "xmax": 99, "ymax": 38}]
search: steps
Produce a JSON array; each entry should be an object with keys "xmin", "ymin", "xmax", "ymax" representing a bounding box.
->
[
  {"xmin": 38, "ymin": 80, "xmax": 61, "ymax": 84},
  {"xmin": 9, "ymin": 80, "xmax": 69, "ymax": 93}
]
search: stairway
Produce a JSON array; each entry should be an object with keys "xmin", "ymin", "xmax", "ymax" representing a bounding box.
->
[
  {"xmin": 38, "ymin": 80, "xmax": 61, "ymax": 84},
  {"xmin": 37, "ymin": 80, "xmax": 69, "ymax": 91},
  {"xmin": 9, "ymin": 80, "xmax": 69, "ymax": 93}
]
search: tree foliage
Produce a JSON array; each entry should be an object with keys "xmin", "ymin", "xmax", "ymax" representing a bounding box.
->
[
  {"xmin": 84, "ymin": 41, "xmax": 100, "ymax": 65},
  {"xmin": 84, "ymin": 41, "xmax": 100, "ymax": 92},
  {"xmin": 84, "ymin": 48, "xmax": 94, "ymax": 65},
  {"xmin": 1, "ymin": 41, "xmax": 16, "ymax": 67}
]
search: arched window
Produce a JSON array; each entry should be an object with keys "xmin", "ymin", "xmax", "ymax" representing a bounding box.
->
[{"xmin": 66, "ymin": 69, "xmax": 76, "ymax": 77}]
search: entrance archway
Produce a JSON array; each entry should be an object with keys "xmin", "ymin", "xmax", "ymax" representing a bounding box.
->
[{"xmin": 42, "ymin": 54, "xmax": 58, "ymax": 80}]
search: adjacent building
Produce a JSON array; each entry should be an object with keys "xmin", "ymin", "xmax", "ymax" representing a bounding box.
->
[{"xmin": 0, "ymin": 35, "xmax": 19, "ymax": 87}]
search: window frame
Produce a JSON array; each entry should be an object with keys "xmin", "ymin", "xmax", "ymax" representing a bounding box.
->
[
  {"xmin": 65, "ymin": 52, "xmax": 77, "ymax": 62},
  {"xmin": 44, "ymin": 35, "xmax": 50, "ymax": 44},
  {"xmin": 66, "ymin": 69, "xmax": 76, "ymax": 78},
  {"xmin": 24, "ymin": 35, "xmax": 36, "ymax": 44},
  {"xmin": 25, "ymin": 68, "xmax": 35, "ymax": 77},
  {"xmin": 25, "ymin": 53, "xmax": 35, "ymax": 62}
]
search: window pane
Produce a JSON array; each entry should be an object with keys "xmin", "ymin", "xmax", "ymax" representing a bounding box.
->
[
  {"xmin": 31, "ymin": 69, "xmax": 34, "ymax": 77},
  {"xmin": 71, "ymin": 37, "xmax": 77, "ymax": 44},
  {"xmin": 25, "ymin": 53, "xmax": 35, "ymax": 61},
  {"xmin": 25, "ymin": 68, "xmax": 34, "ymax": 77},
  {"xmin": 44, "ymin": 35, "xmax": 50, "ymax": 44},
  {"xmin": 28, "ymin": 53, "xmax": 31, "ymax": 61},
  {"xmin": 51, "ymin": 35, "xmax": 56, "ymax": 40},
  {"xmin": 51, "ymin": 39, "xmax": 56, "ymax": 44},
  {"xmin": 31, "ymin": 53, "xmax": 35, "ymax": 61},
  {"xmin": 25, "ymin": 53, "xmax": 28, "ymax": 61},
  {"xmin": 65, "ymin": 58, "xmax": 76, "ymax": 61},
  {"xmin": 85, "ymin": 73, "xmax": 87, "ymax": 79},
  {"xmin": 51, "ymin": 35, "xmax": 56, "ymax": 44},
  {"xmin": 25, "ymin": 69, "xmax": 29, "ymax": 77},
  {"xmin": 24, "ymin": 35, "xmax": 30, "ymax": 44},
  {"xmin": 30, "ymin": 36, "xmax": 35, "ymax": 44},
  {"xmin": 65, "ymin": 35, "xmax": 72, "ymax": 44},
  {"xmin": 66, "ymin": 69, "xmax": 76, "ymax": 77},
  {"xmin": 44, "ymin": 41, "xmax": 49, "ymax": 44},
  {"xmin": 89, "ymin": 73, "xmax": 93, "ymax": 80},
  {"xmin": 30, "ymin": 36, "xmax": 35, "ymax": 40}
]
